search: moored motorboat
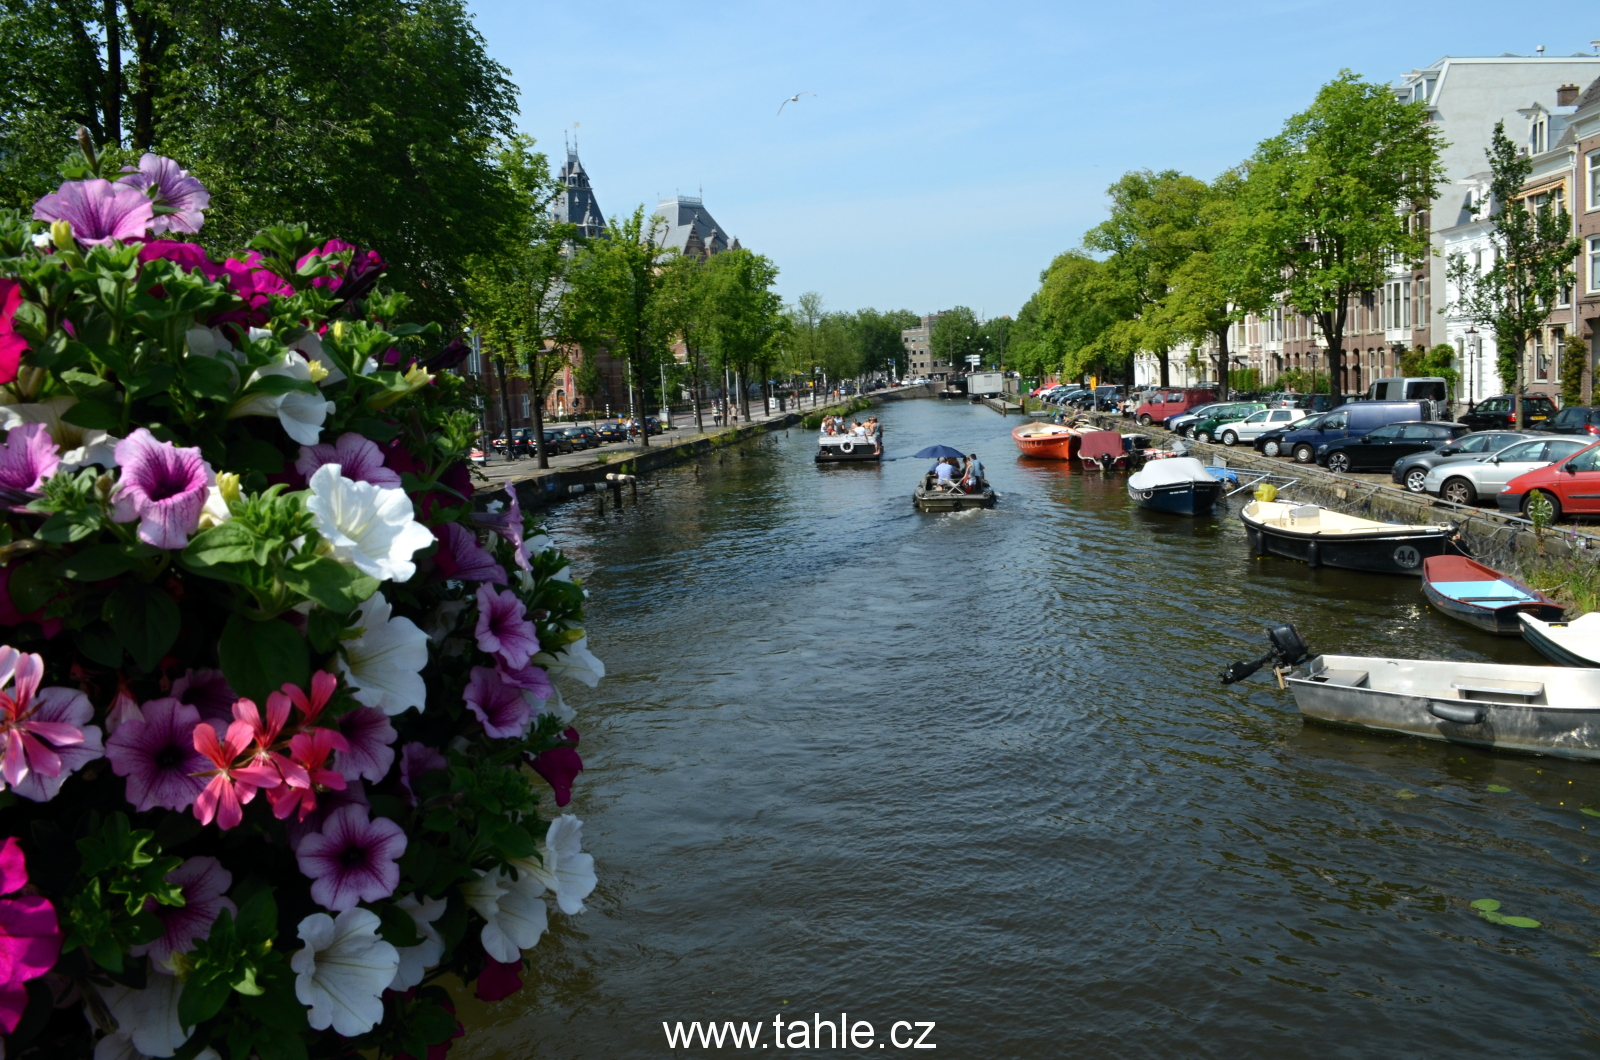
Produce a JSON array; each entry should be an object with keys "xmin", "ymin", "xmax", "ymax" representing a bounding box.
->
[
  {"xmin": 913, "ymin": 472, "xmax": 996, "ymax": 512},
  {"xmin": 1126, "ymin": 457, "xmax": 1223, "ymax": 515},
  {"xmin": 1421, "ymin": 555, "xmax": 1563, "ymax": 635},
  {"xmin": 1012, "ymin": 421, "xmax": 1081, "ymax": 460},
  {"xmin": 1240, "ymin": 499, "xmax": 1455, "ymax": 575},
  {"xmin": 1078, "ymin": 429, "xmax": 1128, "ymax": 471},
  {"xmin": 1221, "ymin": 624, "xmax": 1600, "ymax": 761},
  {"xmin": 1520, "ymin": 612, "xmax": 1600, "ymax": 667}
]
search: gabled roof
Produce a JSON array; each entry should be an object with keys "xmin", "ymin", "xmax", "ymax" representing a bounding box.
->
[{"xmin": 1576, "ymin": 75, "xmax": 1600, "ymax": 112}]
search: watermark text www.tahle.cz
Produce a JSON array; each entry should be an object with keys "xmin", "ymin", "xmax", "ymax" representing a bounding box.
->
[{"xmin": 663, "ymin": 1014, "xmax": 936, "ymax": 1050}]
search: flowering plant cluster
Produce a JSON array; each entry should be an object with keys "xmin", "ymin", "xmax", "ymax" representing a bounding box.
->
[{"xmin": 0, "ymin": 147, "xmax": 602, "ymax": 1060}]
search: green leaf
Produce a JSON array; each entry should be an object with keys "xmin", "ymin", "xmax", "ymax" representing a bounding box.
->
[
  {"xmin": 1501, "ymin": 916, "xmax": 1541, "ymax": 929},
  {"xmin": 282, "ymin": 555, "xmax": 377, "ymax": 614},
  {"xmin": 127, "ymin": 364, "xmax": 177, "ymax": 400},
  {"xmin": 6, "ymin": 560, "xmax": 56, "ymax": 613},
  {"xmin": 79, "ymin": 623, "xmax": 124, "ymax": 668},
  {"xmin": 1580, "ymin": 808, "xmax": 1600, "ymax": 818},
  {"xmin": 375, "ymin": 901, "xmax": 423, "ymax": 948},
  {"xmin": 60, "ymin": 369, "xmax": 113, "ymax": 398},
  {"xmin": 234, "ymin": 889, "xmax": 277, "ymax": 945},
  {"xmin": 61, "ymin": 399, "xmax": 122, "ymax": 429},
  {"xmin": 242, "ymin": 374, "xmax": 318, "ymax": 397},
  {"xmin": 344, "ymin": 417, "xmax": 403, "ymax": 442},
  {"xmin": 219, "ymin": 615, "xmax": 309, "ymax": 705},
  {"xmin": 1470, "ymin": 898, "xmax": 1501, "ymax": 912},
  {"xmin": 182, "ymin": 356, "xmax": 237, "ymax": 401},
  {"xmin": 1479, "ymin": 910, "xmax": 1506, "ymax": 924},
  {"xmin": 230, "ymin": 437, "xmax": 285, "ymax": 474},
  {"xmin": 36, "ymin": 508, "xmax": 103, "ymax": 544},
  {"xmin": 56, "ymin": 544, "xmax": 139, "ymax": 582},
  {"xmin": 1487, "ymin": 785, "xmax": 1511, "ymax": 793},
  {"xmin": 105, "ymin": 583, "xmax": 180, "ymax": 671},
  {"xmin": 178, "ymin": 971, "xmax": 235, "ymax": 1027},
  {"xmin": 305, "ymin": 609, "xmax": 346, "ymax": 654},
  {"xmin": 183, "ymin": 522, "xmax": 259, "ymax": 568}
]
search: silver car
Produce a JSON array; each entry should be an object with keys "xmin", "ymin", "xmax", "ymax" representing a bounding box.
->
[{"xmin": 1423, "ymin": 437, "xmax": 1591, "ymax": 506}]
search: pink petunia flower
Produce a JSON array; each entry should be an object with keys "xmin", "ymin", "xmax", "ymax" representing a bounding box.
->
[
  {"xmin": 110, "ymin": 429, "xmax": 213, "ymax": 549},
  {"xmin": 221, "ymin": 251, "xmax": 293, "ymax": 309},
  {"xmin": 295, "ymin": 433, "xmax": 401, "ymax": 489},
  {"xmin": 0, "ymin": 647, "xmax": 102, "ymax": 802},
  {"xmin": 0, "ymin": 837, "xmax": 62, "ymax": 1032},
  {"xmin": 136, "ymin": 241, "xmax": 227, "ymax": 283},
  {"xmin": 104, "ymin": 681, "xmax": 142, "ymax": 735},
  {"xmin": 334, "ymin": 707, "xmax": 396, "ymax": 784},
  {"xmin": 398, "ymin": 742, "xmax": 446, "ymax": 806},
  {"xmin": 171, "ymin": 668, "xmax": 238, "ymax": 726},
  {"xmin": 0, "ymin": 423, "xmax": 60, "ymax": 495},
  {"xmin": 116, "ymin": 153, "xmax": 209, "ymax": 235},
  {"xmin": 32, "ymin": 178, "xmax": 154, "ymax": 245},
  {"xmin": 295, "ymin": 804, "xmax": 406, "ymax": 911},
  {"xmin": 0, "ymin": 279, "xmax": 27, "ymax": 388},
  {"xmin": 472, "ymin": 489, "xmax": 530, "ymax": 571},
  {"xmin": 496, "ymin": 658, "xmax": 553, "ymax": 701},
  {"xmin": 129, "ymin": 856, "xmax": 234, "ymax": 966},
  {"xmin": 286, "ymin": 778, "xmax": 368, "ymax": 852},
  {"xmin": 530, "ymin": 728, "xmax": 583, "ymax": 807},
  {"xmin": 463, "ymin": 667, "xmax": 531, "ymax": 740},
  {"xmin": 475, "ymin": 955, "xmax": 523, "ymax": 1002},
  {"xmin": 104, "ymin": 697, "xmax": 207, "ymax": 811},
  {"xmin": 267, "ymin": 729, "xmax": 349, "ymax": 821},
  {"xmin": 473, "ymin": 584, "xmax": 539, "ymax": 670},
  {"xmin": 192, "ymin": 719, "xmax": 281, "ymax": 830},
  {"xmin": 432, "ymin": 523, "xmax": 506, "ymax": 585}
]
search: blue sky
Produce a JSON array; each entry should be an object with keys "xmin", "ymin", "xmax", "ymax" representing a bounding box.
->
[{"xmin": 466, "ymin": 0, "xmax": 1600, "ymax": 319}]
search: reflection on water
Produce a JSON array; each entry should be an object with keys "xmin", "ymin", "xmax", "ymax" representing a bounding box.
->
[{"xmin": 458, "ymin": 401, "xmax": 1600, "ymax": 1059}]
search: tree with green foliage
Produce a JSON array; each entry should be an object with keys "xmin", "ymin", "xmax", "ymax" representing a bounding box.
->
[
  {"xmin": 1232, "ymin": 71, "xmax": 1443, "ymax": 396},
  {"xmin": 981, "ymin": 315, "xmax": 1013, "ymax": 370},
  {"xmin": 1397, "ymin": 343, "xmax": 1459, "ymax": 388},
  {"xmin": 1562, "ymin": 335, "xmax": 1588, "ymax": 408},
  {"xmin": 463, "ymin": 137, "xmax": 574, "ymax": 467},
  {"xmin": 930, "ymin": 306, "xmax": 984, "ymax": 375},
  {"xmin": 1032, "ymin": 251, "xmax": 1136, "ymax": 382},
  {"xmin": 568, "ymin": 206, "xmax": 672, "ymax": 446},
  {"xmin": 852, "ymin": 307, "xmax": 920, "ymax": 376},
  {"xmin": 701, "ymin": 248, "xmax": 783, "ymax": 422},
  {"xmin": 0, "ymin": 0, "xmax": 521, "ymax": 326},
  {"xmin": 653, "ymin": 253, "xmax": 711, "ymax": 429},
  {"xmin": 1447, "ymin": 122, "xmax": 1584, "ymax": 424}
]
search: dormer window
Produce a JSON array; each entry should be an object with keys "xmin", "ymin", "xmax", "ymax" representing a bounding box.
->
[{"xmin": 1533, "ymin": 116, "xmax": 1549, "ymax": 154}]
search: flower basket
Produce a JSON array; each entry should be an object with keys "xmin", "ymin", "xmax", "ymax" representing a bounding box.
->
[{"xmin": 0, "ymin": 147, "xmax": 601, "ymax": 1059}]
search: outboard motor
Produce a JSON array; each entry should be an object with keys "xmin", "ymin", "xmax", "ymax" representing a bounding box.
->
[{"xmin": 1220, "ymin": 623, "xmax": 1311, "ymax": 686}]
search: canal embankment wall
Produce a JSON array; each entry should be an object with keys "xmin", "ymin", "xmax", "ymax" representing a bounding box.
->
[
  {"xmin": 1075, "ymin": 410, "xmax": 1600, "ymax": 574},
  {"xmin": 478, "ymin": 396, "xmax": 877, "ymax": 512}
]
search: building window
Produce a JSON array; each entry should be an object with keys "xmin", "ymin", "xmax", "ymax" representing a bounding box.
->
[
  {"xmin": 1591, "ymin": 236, "xmax": 1600, "ymax": 293},
  {"xmin": 1557, "ymin": 281, "xmax": 1572, "ymax": 308},
  {"xmin": 1590, "ymin": 151, "xmax": 1600, "ymax": 211},
  {"xmin": 1535, "ymin": 334, "xmax": 1547, "ymax": 378}
]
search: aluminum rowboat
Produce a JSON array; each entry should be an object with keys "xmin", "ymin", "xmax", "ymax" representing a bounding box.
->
[{"xmin": 1289, "ymin": 653, "xmax": 1600, "ymax": 760}]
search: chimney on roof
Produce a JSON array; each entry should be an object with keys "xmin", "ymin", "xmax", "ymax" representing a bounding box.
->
[{"xmin": 1557, "ymin": 83, "xmax": 1580, "ymax": 106}]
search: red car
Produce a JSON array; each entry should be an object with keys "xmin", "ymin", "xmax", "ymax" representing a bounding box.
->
[
  {"xmin": 1133, "ymin": 388, "xmax": 1218, "ymax": 429},
  {"xmin": 1497, "ymin": 441, "xmax": 1600, "ymax": 518}
]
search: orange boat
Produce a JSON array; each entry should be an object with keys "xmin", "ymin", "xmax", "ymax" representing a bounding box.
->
[{"xmin": 1012, "ymin": 421, "xmax": 1081, "ymax": 459}]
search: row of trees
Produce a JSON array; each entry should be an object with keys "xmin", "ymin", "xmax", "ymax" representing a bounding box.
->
[
  {"xmin": 782, "ymin": 297, "xmax": 917, "ymax": 383},
  {"xmin": 463, "ymin": 139, "xmax": 787, "ymax": 465},
  {"xmin": 2, "ymin": 0, "xmax": 519, "ymax": 326},
  {"xmin": 1009, "ymin": 68, "xmax": 1583, "ymax": 416}
]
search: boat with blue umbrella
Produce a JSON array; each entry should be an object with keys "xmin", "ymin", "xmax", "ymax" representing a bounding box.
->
[
  {"xmin": 1421, "ymin": 555, "xmax": 1564, "ymax": 635},
  {"xmin": 1126, "ymin": 456, "xmax": 1224, "ymax": 515},
  {"xmin": 911, "ymin": 445, "xmax": 995, "ymax": 512}
]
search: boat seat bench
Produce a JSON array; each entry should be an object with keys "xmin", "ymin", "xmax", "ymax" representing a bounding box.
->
[
  {"xmin": 1313, "ymin": 669, "xmax": 1370, "ymax": 687},
  {"xmin": 1451, "ymin": 679, "xmax": 1542, "ymax": 700}
]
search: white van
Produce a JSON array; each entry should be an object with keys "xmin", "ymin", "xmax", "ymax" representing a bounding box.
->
[{"xmin": 1368, "ymin": 377, "xmax": 1450, "ymax": 420}]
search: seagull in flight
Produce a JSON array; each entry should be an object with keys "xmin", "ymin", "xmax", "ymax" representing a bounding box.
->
[{"xmin": 777, "ymin": 91, "xmax": 815, "ymax": 116}]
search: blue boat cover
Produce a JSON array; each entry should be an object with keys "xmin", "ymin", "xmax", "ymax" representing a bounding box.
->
[{"xmin": 1430, "ymin": 580, "xmax": 1533, "ymax": 602}]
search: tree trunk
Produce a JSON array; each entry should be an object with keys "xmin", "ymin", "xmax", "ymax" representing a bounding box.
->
[
  {"xmin": 102, "ymin": 0, "xmax": 121, "ymax": 146},
  {"xmin": 634, "ymin": 346, "xmax": 650, "ymax": 448},
  {"xmin": 1157, "ymin": 349, "xmax": 1170, "ymax": 388},
  {"xmin": 691, "ymin": 347, "xmax": 704, "ymax": 431},
  {"xmin": 1214, "ymin": 327, "xmax": 1231, "ymax": 401},
  {"xmin": 493, "ymin": 357, "xmax": 514, "ymax": 456}
]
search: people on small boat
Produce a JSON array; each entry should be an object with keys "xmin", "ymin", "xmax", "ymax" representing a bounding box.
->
[{"xmin": 961, "ymin": 453, "xmax": 985, "ymax": 492}]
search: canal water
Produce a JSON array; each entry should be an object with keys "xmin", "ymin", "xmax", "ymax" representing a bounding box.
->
[{"xmin": 460, "ymin": 399, "xmax": 1600, "ymax": 1058}]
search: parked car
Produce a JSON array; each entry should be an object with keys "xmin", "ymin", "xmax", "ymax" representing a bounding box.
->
[
  {"xmin": 1390, "ymin": 430, "xmax": 1531, "ymax": 493},
  {"xmin": 593, "ymin": 421, "xmax": 627, "ymax": 443},
  {"xmin": 1367, "ymin": 376, "xmax": 1451, "ymax": 420},
  {"xmin": 1273, "ymin": 401, "xmax": 1435, "ymax": 464},
  {"xmin": 1190, "ymin": 402, "xmax": 1268, "ymax": 443},
  {"xmin": 541, "ymin": 429, "xmax": 575, "ymax": 455},
  {"xmin": 1254, "ymin": 412, "xmax": 1328, "ymax": 458},
  {"xmin": 1165, "ymin": 402, "xmax": 1233, "ymax": 437},
  {"xmin": 1530, "ymin": 406, "xmax": 1600, "ymax": 436},
  {"xmin": 1457, "ymin": 394, "xmax": 1557, "ymax": 431},
  {"xmin": 1133, "ymin": 388, "xmax": 1218, "ymax": 428},
  {"xmin": 1316, "ymin": 421, "xmax": 1467, "ymax": 473},
  {"xmin": 1498, "ymin": 442, "xmax": 1600, "ymax": 517},
  {"xmin": 1426, "ymin": 436, "xmax": 1591, "ymax": 506},
  {"xmin": 495, "ymin": 427, "xmax": 534, "ymax": 458},
  {"xmin": 1217, "ymin": 407, "xmax": 1308, "ymax": 447},
  {"xmin": 643, "ymin": 416, "xmax": 663, "ymax": 435},
  {"xmin": 561, "ymin": 425, "xmax": 599, "ymax": 450},
  {"xmin": 1276, "ymin": 393, "xmax": 1342, "ymax": 412}
]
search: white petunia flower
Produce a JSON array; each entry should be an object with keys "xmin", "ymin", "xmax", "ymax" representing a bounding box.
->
[
  {"xmin": 510, "ymin": 814, "xmax": 597, "ymax": 916},
  {"xmin": 336, "ymin": 592, "xmax": 428, "ymax": 716},
  {"xmin": 229, "ymin": 351, "xmax": 334, "ymax": 445},
  {"xmin": 461, "ymin": 867, "xmax": 548, "ymax": 963},
  {"xmin": 59, "ymin": 429, "xmax": 119, "ymax": 472},
  {"xmin": 93, "ymin": 973, "xmax": 191, "ymax": 1058},
  {"xmin": 538, "ymin": 636, "xmax": 605, "ymax": 689},
  {"xmin": 388, "ymin": 893, "xmax": 448, "ymax": 991},
  {"xmin": 291, "ymin": 908, "xmax": 399, "ymax": 1037},
  {"xmin": 305, "ymin": 465, "xmax": 434, "ymax": 583}
]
